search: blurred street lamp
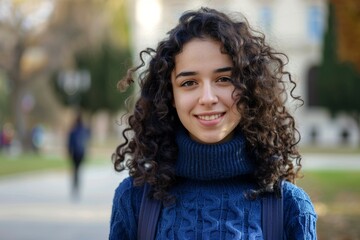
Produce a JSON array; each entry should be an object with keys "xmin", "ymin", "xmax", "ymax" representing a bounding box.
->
[{"xmin": 57, "ymin": 70, "xmax": 91, "ymax": 106}]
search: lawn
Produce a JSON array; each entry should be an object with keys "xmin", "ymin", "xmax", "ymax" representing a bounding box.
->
[
  {"xmin": 0, "ymin": 151, "xmax": 110, "ymax": 177},
  {"xmin": 298, "ymin": 171, "xmax": 360, "ymax": 240},
  {"xmin": 0, "ymin": 154, "xmax": 67, "ymax": 176}
]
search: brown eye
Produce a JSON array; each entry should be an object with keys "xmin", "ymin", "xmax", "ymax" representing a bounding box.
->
[
  {"xmin": 181, "ymin": 80, "xmax": 197, "ymax": 87},
  {"xmin": 217, "ymin": 76, "xmax": 233, "ymax": 83}
]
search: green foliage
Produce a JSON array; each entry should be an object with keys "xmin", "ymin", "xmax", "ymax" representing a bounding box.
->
[
  {"xmin": 0, "ymin": 152, "xmax": 108, "ymax": 176},
  {"xmin": 0, "ymin": 71, "xmax": 9, "ymax": 123},
  {"xmin": 317, "ymin": 3, "xmax": 360, "ymax": 116},
  {"xmin": 53, "ymin": 41, "xmax": 134, "ymax": 113},
  {"xmin": 0, "ymin": 154, "xmax": 66, "ymax": 176},
  {"xmin": 108, "ymin": 1, "xmax": 131, "ymax": 48},
  {"xmin": 299, "ymin": 170, "xmax": 360, "ymax": 202},
  {"xmin": 298, "ymin": 170, "xmax": 360, "ymax": 239}
]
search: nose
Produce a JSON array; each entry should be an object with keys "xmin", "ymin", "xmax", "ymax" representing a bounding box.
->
[{"xmin": 199, "ymin": 82, "xmax": 218, "ymax": 105}]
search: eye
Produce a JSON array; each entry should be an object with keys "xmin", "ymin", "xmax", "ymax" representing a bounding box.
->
[
  {"xmin": 217, "ymin": 76, "xmax": 233, "ymax": 83},
  {"xmin": 180, "ymin": 80, "xmax": 197, "ymax": 87}
]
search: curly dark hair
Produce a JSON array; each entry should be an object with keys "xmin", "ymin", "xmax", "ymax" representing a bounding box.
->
[{"xmin": 113, "ymin": 7, "xmax": 303, "ymax": 202}]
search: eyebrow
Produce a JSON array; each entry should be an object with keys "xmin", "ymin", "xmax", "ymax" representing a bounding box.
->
[{"xmin": 175, "ymin": 67, "xmax": 233, "ymax": 79}]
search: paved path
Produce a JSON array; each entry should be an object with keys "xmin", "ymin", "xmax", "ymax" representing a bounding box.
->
[
  {"xmin": 0, "ymin": 154, "xmax": 359, "ymax": 240},
  {"xmin": 0, "ymin": 163, "xmax": 128, "ymax": 240},
  {"xmin": 302, "ymin": 153, "xmax": 360, "ymax": 170}
]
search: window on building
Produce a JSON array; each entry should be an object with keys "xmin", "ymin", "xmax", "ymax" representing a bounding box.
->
[
  {"xmin": 259, "ymin": 6, "xmax": 272, "ymax": 33},
  {"xmin": 307, "ymin": 5, "xmax": 324, "ymax": 43}
]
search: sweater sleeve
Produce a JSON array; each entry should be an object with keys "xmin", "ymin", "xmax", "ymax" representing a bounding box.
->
[
  {"xmin": 109, "ymin": 177, "xmax": 142, "ymax": 240},
  {"xmin": 283, "ymin": 181, "xmax": 318, "ymax": 240}
]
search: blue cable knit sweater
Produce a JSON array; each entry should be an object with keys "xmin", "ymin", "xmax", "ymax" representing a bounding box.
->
[{"xmin": 109, "ymin": 131, "xmax": 317, "ymax": 239}]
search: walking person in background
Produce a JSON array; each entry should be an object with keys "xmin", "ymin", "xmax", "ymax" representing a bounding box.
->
[
  {"xmin": 67, "ymin": 113, "xmax": 90, "ymax": 200},
  {"xmin": 110, "ymin": 7, "xmax": 317, "ymax": 239}
]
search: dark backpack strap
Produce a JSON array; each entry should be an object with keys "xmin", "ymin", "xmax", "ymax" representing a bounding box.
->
[
  {"xmin": 138, "ymin": 181, "xmax": 283, "ymax": 240},
  {"xmin": 138, "ymin": 183, "xmax": 162, "ymax": 240},
  {"xmin": 262, "ymin": 180, "xmax": 284, "ymax": 240}
]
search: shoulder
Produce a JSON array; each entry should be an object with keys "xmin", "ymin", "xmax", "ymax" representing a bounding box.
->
[
  {"xmin": 112, "ymin": 177, "xmax": 143, "ymax": 211},
  {"xmin": 114, "ymin": 177, "xmax": 135, "ymax": 198},
  {"xmin": 282, "ymin": 181, "xmax": 316, "ymax": 215},
  {"xmin": 109, "ymin": 177, "xmax": 143, "ymax": 240},
  {"xmin": 282, "ymin": 181, "xmax": 318, "ymax": 239}
]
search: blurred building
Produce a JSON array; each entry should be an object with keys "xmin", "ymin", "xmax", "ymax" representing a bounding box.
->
[{"xmin": 127, "ymin": 0, "xmax": 359, "ymax": 147}]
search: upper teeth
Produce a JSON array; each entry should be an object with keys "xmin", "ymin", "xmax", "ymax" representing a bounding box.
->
[{"xmin": 198, "ymin": 114, "xmax": 222, "ymax": 121}]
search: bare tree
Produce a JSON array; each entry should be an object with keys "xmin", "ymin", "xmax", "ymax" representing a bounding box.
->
[{"xmin": 0, "ymin": 0, "xmax": 109, "ymax": 150}]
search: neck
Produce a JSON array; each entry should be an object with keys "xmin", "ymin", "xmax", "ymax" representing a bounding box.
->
[{"xmin": 175, "ymin": 129, "xmax": 255, "ymax": 180}]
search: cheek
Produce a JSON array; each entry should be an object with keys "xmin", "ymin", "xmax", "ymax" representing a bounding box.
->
[
  {"xmin": 230, "ymin": 89, "xmax": 243, "ymax": 114},
  {"xmin": 172, "ymin": 91, "xmax": 180, "ymax": 108},
  {"xmin": 172, "ymin": 93, "xmax": 186, "ymax": 118},
  {"xmin": 233, "ymin": 105, "xmax": 245, "ymax": 128},
  {"xmin": 229, "ymin": 99, "xmax": 242, "ymax": 122}
]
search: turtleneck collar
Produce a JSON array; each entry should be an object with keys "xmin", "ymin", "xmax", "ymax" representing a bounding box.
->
[{"xmin": 175, "ymin": 128, "xmax": 255, "ymax": 181}]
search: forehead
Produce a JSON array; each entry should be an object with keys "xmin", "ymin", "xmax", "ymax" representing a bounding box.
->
[{"xmin": 174, "ymin": 38, "xmax": 233, "ymax": 70}]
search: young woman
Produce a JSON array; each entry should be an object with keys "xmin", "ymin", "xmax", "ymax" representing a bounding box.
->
[{"xmin": 110, "ymin": 7, "xmax": 317, "ymax": 239}]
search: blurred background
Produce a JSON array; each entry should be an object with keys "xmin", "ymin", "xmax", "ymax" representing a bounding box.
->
[{"xmin": 0, "ymin": 0, "xmax": 359, "ymax": 239}]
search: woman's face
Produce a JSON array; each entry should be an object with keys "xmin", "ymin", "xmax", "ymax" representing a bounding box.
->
[{"xmin": 171, "ymin": 38, "xmax": 241, "ymax": 144}]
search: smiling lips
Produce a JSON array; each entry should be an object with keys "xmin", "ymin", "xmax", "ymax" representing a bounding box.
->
[{"xmin": 196, "ymin": 113, "xmax": 225, "ymax": 121}]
